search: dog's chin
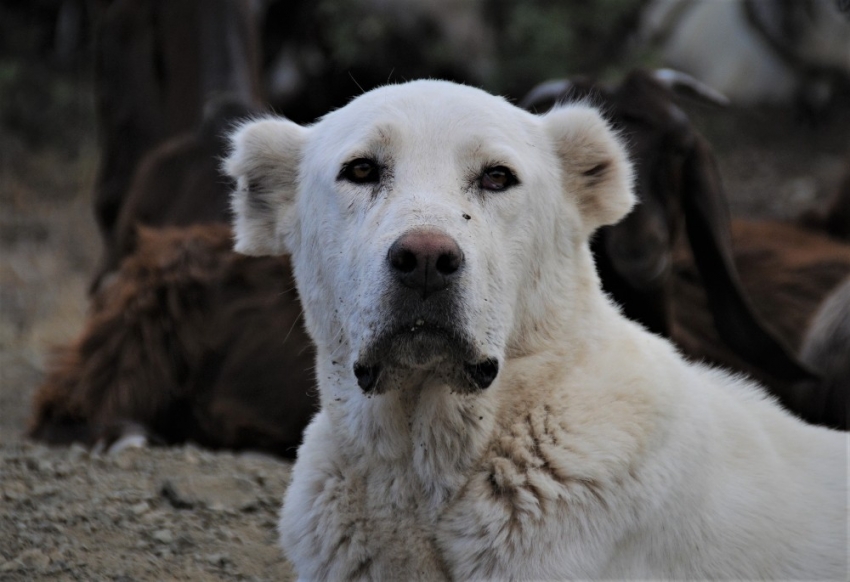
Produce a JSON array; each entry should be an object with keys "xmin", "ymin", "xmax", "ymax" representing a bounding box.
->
[
  {"xmin": 391, "ymin": 328, "xmax": 460, "ymax": 368},
  {"xmin": 355, "ymin": 325, "xmax": 499, "ymax": 395}
]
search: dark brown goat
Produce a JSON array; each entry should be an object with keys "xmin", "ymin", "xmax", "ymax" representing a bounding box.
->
[
  {"xmin": 33, "ymin": 92, "xmax": 315, "ymax": 455},
  {"xmin": 30, "ymin": 224, "xmax": 317, "ymax": 457},
  {"xmin": 522, "ymin": 69, "xmax": 847, "ymax": 427},
  {"xmin": 36, "ymin": 5, "xmax": 296, "ymax": 452}
]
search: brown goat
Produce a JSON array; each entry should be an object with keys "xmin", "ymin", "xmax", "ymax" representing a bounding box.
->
[
  {"xmin": 522, "ymin": 69, "xmax": 847, "ymax": 427},
  {"xmin": 37, "ymin": 7, "xmax": 295, "ymax": 452},
  {"xmin": 30, "ymin": 224, "xmax": 317, "ymax": 457}
]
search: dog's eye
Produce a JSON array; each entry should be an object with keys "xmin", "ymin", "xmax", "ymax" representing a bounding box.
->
[
  {"xmin": 480, "ymin": 166, "xmax": 518, "ymax": 191},
  {"xmin": 341, "ymin": 158, "xmax": 380, "ymax": 184}
]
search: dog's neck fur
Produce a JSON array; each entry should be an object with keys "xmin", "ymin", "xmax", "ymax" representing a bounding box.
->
[{"xmin": 315, "ymin": 359, "xmax": 499, "ymax": 511}]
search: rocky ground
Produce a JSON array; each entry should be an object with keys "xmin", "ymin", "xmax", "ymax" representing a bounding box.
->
[
  {"xmin": 1, "ymin": 443, "xmax": 295, "ymax": 581},
  {"xmin": 1, "ymin": 57, "xmax": 848, "ymax": 580}
]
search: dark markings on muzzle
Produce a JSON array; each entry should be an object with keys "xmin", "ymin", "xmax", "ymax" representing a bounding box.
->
[
  {"xmin": 354, "ymin": 363, "xmax": 381, "ymax": 393},
  {"xmin": 464, "ymin": 358, "xmax": 499, "ymax": 390}
]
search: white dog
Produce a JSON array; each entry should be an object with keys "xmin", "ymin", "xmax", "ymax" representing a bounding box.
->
[{"xmin": 226, "ymin": 80, "xmax": 847, "ymax": 580}]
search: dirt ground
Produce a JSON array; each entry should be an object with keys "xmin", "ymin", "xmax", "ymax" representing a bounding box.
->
[{"xmin": 1, "ymin": 59, "xmax": 848, "ymax": 579}]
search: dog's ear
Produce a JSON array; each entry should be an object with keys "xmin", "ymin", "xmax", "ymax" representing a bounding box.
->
[
  {"xmin": 543, "ymin": 105, "xmax": 635, "ymax": 236},
  {"xmin": 224, "ymin": 117, "xmax": 307, "ymax": 256}
]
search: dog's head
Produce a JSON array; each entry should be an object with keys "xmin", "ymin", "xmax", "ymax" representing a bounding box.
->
[{"xmin": 225, "ymin": 80, "xmax": 633, "ymax": 394}]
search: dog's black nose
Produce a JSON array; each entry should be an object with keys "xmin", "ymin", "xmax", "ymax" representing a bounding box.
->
[{"xmin": 387, "ymin": 228, "xmax": 463, "ymax": 298}]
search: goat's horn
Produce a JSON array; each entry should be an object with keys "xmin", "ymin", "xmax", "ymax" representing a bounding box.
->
[
  {"xmin": 652, "ymin": 69, "xmax": 730, "ymax": 107},
  {"xmin": 518, "ymin": 79, "xmax": 574, "ymax": 110}
]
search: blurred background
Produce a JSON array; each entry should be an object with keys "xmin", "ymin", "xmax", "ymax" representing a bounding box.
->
[
  {"xmin": 1, "ymin": 1, "xmax": 849, "ymax": 578},
  {"xmin": 1, "ymin": 0, "xmax": 849, "ymax": 440}
]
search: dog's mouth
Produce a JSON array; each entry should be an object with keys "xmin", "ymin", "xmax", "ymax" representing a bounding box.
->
[{"xmin": 354, "ymin": 321, "xmax": 499, "ymax": 394}]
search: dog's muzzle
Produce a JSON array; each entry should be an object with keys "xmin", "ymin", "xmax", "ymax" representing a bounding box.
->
[{"xmin": 353, "ymin": 227, "xmax": 498, "ymax": 393}]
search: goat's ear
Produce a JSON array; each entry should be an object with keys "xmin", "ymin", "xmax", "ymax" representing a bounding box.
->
[
  {"xmin": 681, "ymin": 136, "xmax": 817, "ymax": 384},
  {"xmin": 543, "ymin": 105, "xmax": 635, "ymax": 236},
  {"xmin": 224, "ymin": 117, "xmax": 307, "ymax": 256}
]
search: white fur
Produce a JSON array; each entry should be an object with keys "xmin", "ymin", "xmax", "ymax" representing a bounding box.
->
[{"xmin": 226, "ymin": 80, "xmax": 848, "ymax": 580}]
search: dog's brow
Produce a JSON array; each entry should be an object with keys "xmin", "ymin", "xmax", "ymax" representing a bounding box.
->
[
  {"xmin": 359, "ymin": 123, "xmax": 398, "ymax": 153},
  {"xmin": 374, "ymin": 125, "xmax": 396, "ymax": 147},
  {"xmin": 460, "ymin": 138, "xmax": 521, "ymax": 169},
  {"xmin": 341, "ymin": 123, "xmax": 399, "ymax": 163}
]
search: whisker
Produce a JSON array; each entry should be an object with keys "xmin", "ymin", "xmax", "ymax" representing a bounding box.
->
[{"xmin": 349, "ymin": 71, "xmax": 366, "ymax": 94}]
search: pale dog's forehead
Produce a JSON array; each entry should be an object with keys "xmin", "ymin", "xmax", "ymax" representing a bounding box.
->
[{"xmin": 309, "ymin": 80, "xmax": 541, "ymax": 155}]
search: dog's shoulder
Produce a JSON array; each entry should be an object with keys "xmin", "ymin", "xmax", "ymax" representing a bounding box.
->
[
  {"xmin": 434, "ymin": 331, "xmax": 676, "ymax": 577},
  {"xmin": 437, "ymin": 324, "xmax": 848, "ymax": 579}
]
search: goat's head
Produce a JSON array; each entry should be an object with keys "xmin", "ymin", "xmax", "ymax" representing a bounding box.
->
[{"xmin": 521, "ymin": 69, "xmax": 815, "ymax": 381}]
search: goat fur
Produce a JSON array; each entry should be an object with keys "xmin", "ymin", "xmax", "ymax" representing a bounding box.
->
[{"xmin": 30, "ymin": 224, "xmax": 317, "ymax": 456}]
